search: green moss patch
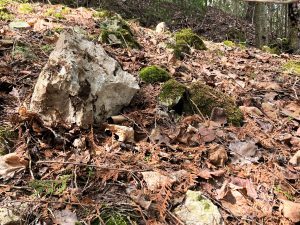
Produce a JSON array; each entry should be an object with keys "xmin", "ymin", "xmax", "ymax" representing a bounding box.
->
[
  {"xmin": 29, "ymin": 175, "xmax": 71, "ymax": 196},
  {"xmin": 44, "ymin": 6, "xmax": 70, "ymax": 20},
  {"xmin": 93, "ymin": 9, "xmax": 115, "ymax": 21},
  {"xmin": 186, "ymin": 82, "xmax": 243, "ymax": 125},
  {"xmin": 159, "ymin": 79, "xmax": 186, "ymax": 108},
  {"xmin": 18, "ymin": 3, "xmax": 33, "ymax": 14},
  {"xmin": 0, "ymin": 7, "xmax": 13, "ymax": 21},
  {"xmin": 283, "ymin": 60, "xmax": 300, "ymax": 75},
  {"xmin": 223, "ymin": 40, "xmax": 235, "ymax": 47},
  {"xmin": 262, "ymin": 45, "xmax": 279, "ymax": 54},
  {"xmin": 98, "ymin": 17, "xmax": 139, "ymax": 48},
  {"xmin": 0, "ymin": 126, "xmax": 18, "ymax": 155},
  {"xmin": 170, "ymin": 28, "xmax": 206, "ymax": 59},
  {"xmin": 139, "ymin": 65, "xmax": 171, "ymax": 84}
]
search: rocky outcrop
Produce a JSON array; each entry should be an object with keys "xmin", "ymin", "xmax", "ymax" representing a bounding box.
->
[{"xmin": 30, "ymin": 31, "xmax": 139, "ymax": 128}]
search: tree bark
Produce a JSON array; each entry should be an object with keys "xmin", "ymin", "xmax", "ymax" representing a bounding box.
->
[{"xmin": 288, "ymin": 2, "xmax": 300, "ymax": 52}]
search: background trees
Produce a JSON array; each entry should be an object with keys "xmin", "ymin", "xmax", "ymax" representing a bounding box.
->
[{"xmin": 37, "ymin": 0, "xmax": 299, "ymax": 52}]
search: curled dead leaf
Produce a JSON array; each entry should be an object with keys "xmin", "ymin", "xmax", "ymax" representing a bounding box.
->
[
  {"xmin": 0, "ymin": 153, "xmax": 28, "ymax": 179},
  {"xmin": 280, "ymin": 200, "xmax": 300, "ymax": 222}
]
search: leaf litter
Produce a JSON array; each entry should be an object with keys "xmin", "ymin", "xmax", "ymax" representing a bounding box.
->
[{"xmin": 0, "ymin": 1, "xmax": 299, "ymax": 225}]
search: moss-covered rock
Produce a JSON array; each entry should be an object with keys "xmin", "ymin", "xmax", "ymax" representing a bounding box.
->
[
  {"xmin": 186, "ymin": 82, "xmax": 243, "ymax": 125},
  {"xmin": 139, "ymin": 65, "xmax": 171, "ymax": 83},
  {"xmin": 159, "ymin": 79, "xmax": 186, "ymax": 108},
  {"xmin": 93, "ymin": 9, "xmax": 115, "ymax": 21},
  {"xmin": 170, "ymin": 28, "xmax": 206, "ymax": 59},
  {"xmin": 98, "ymin": 17, "xmax": 139, "ymax": 49},
  {"xmin": 44, "ymin": 6, "xmax": 70, "ymax": 19},
  {"xmin": 262, "ymin": 45, "xmax": 279, "ymax": 54},
  {"xmin": 227, "ymin": 28, "xmax": 246, "ymax": 42},
  {"xmin": 158, "ymin": 80, "xmax": 243, "ymax": 125},
  {"xmin": 18, "ymin": 3, "xmax": 33, "ymax": 14},
  {"xmin": 223, "ymin": 40, "xmax": 235, "ymax": 47},
  {"xmin": 0, "ymin": 7, "xmax": 13, "ymax": 21},
  {"xmin": 283, "ymin": 60, "xmax": 300, "ymax": 75}
]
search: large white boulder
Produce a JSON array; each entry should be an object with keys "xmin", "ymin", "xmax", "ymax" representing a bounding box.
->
[{"xmin": 30, "ymin": 31, "xmax": 139, "ymax": 128}]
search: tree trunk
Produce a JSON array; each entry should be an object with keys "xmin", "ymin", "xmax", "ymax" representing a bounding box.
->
[
  {"xmin": 288, "ymin": 2, "xmax": 300, "ymax": 52},
  {"xmin": 245, "ymin": 2, "xmax": 256, "ymax": 23},
  {"xmin": 254, "ymin": 3, "xmax": 264, "ymax": 47}
]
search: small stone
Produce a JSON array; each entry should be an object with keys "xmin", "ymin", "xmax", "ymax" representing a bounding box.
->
[
  {"xmin": 174, "ymin": 190, "xmax": 223, "ymax": 225},
  {"xmin": 156, "ymin": 22, "xmax": 167, "ymax": 33}
]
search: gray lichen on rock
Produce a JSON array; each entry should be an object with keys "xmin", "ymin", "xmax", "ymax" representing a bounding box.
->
[
  {"xmin": 98, "ymin": 16, "xmax": 140, "ymax": 49},
  {"xmin": 174, "ymin": 190, "xmax": 223, "ymax": 225}
]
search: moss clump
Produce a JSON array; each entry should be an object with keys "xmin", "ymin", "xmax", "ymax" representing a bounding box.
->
[
  {"xmin": 99, "ymin": 17, "xmax": 139, "ymax": 48},
  {"xmin": 41, "ymin": 44, "xmax": 54, "ymax": 53},
  {"xmin": 18, "ymin": 3, "xmax": 33, "ymax": 14},
  {"xmin": 44, "ymin": 6, "xmax": 70, "ymax": 20},
  {"xmin": 93, "ymin": 9, "xmax": 115, "ymax": 21},
  {"xmin": 29, "ymin": 175, "xmax": 71, "ymax": 196},
  {"xmin": 139, "ymin": 66, "xmax": 171, "ymax": 83},
  {"xmin": 185, "ymin": 82, "xmax": 243, "ymax": 125},
  {"xmin": 262, "ymin": 45, "xmax": 279, "ymax": 54},
  {"xmin": 283, "ymin": 60, "xmax": 300, "ymax": 75},
  {"xmin": 223, "ymin": 40, "xmax": 235, "ymax": 47},
  {"xmin": 92, "ymin": 213, "xmax": 130, "ymax": 225},
  {"xmin": 170, "ymin": 28, "xmax": 206, "ymax": 59},
  {"xmin": 227, "ymin": 28, "xmax": 246, "ymax": 42},
  {"xmin": 159, "ymin": 79, "xmax": 186, "ymax": 108},
  {"xmin": 0, "ymin": 126, "xmax": 18, "ymax": 155},
  {"xmin": 0, "ymin": 7, "xmax": 13, "ymax": 21},
  {"xmin": 12, "ymin": 43, "xmax": 36, "ymax": 60}
]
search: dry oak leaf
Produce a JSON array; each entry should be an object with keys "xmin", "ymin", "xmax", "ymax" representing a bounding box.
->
[
  {"xmin": 289, "ymin": 150, "xmax": 300, "ymax": 166},
  {"xmin": 281, "ymin": 102, "xmax": 300, "ymax": 120},
  {"xmin": 280, "ymin": 200, "xmax": 300, "ymax": 223},
  {"xmin": 0, "ymin": 153, "xmax": 28, "ymax": 179},
  {"xmin": 209, "ymin": 145, "xmax": 228, "ymax": 167},
  {"xmin": 141, "ymin": 171, "xmax": 173, "ymax": 191}
]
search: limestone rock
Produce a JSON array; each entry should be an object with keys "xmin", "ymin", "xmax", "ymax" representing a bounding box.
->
[
  {"xmin": 0, "ymin": 202, "xmax": 27, "ymax": 225},
  {"xmin": 30, "ymin": 31, "xmax": 139, "ymax": 128},
  {"xmin": 174, "ymin": 190, "xmax": 223, "ymax": 225},
  {"xmin": 156, "ymin": 22, "xmax": 167, "ymax": 33}
]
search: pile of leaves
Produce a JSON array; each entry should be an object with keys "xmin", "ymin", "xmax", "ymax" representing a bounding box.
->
[{"xmin": 0, "ymin": 1, "xmax": 299, "ymax": 225}]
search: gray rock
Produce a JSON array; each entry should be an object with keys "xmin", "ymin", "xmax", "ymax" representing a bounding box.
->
[
  {"xmin": 0, "ymin": 202, "xmax": 27, "ymax": 225},
  {"xmin": 174, "ymin": 190, "xmax": 223, "ymax": 225},
  {"xmin": 30, "ymin": 31, "xmax": 139, "ymax": 128}
]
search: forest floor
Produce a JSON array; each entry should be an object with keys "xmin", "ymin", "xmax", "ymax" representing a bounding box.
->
[{"xmin": 0, "ymin": 2, "xmax": 299, "ymax": 225}]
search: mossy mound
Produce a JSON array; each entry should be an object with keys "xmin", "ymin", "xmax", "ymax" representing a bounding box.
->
[
  {"xmin": 98, "ymin": 17, "xmax": 139, "ymax": 49},
  {"xmin": 93, "ymin": 9, "xmax": 115, "ymax": 21},
  {"xmin": 262, "ymin": 45, "xmax": 279, "ymax": 54},
  {"xmin": 139, "ymin": 66, "xmax": 171, "ymax": 84},
  {"xmin": 186, "ymin": 82, "xmax": 243, "ymax": 125},
  {"xmin": 283, "ymin": 60, "xmax": 300, "ymax": 75},
  {"xmin": 223, "ymin": 40, "xmax": 235, "ymax": 47},
  {"xmin": 44, "ymin": 6, "xmax": 70, "ymax": 20},
  {"xmin": 227, "ymin": 28, "xmax": 246, "ymax": 42},
  {"xmin": 0, "ymin": 7, "xmax": 13, "ymax": 21},
  {"xmin": 159, "ymin": 79, "xmax": 186, "ymax": 108},
  {"xmin": 18, "ymin": 3, "xmax": 34, "ymax": 14},
  {"xmin": 170, "ymin": 28, "xmax": 206, "ymax": 59}
]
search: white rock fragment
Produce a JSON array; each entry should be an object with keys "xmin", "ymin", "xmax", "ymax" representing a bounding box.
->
[
  {"xmin": 174, "ymin": 190, "xmax": 223, "ymax": 225},
  {"xmin": 156, "ymin": 22, "xmax": 167, "ymax": 33},
  {"xmin": 30, "ymin": 31, "xmax": 139, "ymax": 128}
]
